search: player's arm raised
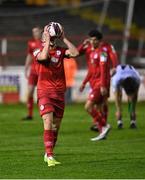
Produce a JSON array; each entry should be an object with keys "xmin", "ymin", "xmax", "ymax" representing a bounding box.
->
[
  {"xmin": 62, "ymin": 33, "xmax": 79, "ymax": 57},
  {"xmin": 77, "ymin": 38, "xmax": 90, "ymax": 56},
  {"xmin": 37, "ymin": 26, "xmax": 50, "ymax": 61}
]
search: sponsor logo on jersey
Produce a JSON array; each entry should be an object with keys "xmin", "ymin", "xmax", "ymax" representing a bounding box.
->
[
  {"xmin": 102, "ymin": 47, "xmax": 107, "ymax": 51},
  {"xmin": 33, "ymin": 48, "xmax": 40, "ymax": 57},
  {"xmin": 51, "ymin": 57, "xmax": 59, "ymax": 63},
  {"xmin": 100, "ymin": 52, "xmax": 107, "ymax": 62},
  {"xmin": 94, "ymin": 53, "xmax": 98, "ymax": 59}
]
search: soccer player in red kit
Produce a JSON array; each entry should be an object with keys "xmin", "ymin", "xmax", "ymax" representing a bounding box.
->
[
  {"xmin": 22, "ymin": 26, "xmax": 42, "ymax": 120},
  {"xmin": 79, "ymin": 30, "xmax": 114, "ymax": 141},
  {"xmin": 78, "ymin": 29, "xmax": 118, "ymax": 131},
  {"xmin": 33, "ymin": 23, "xmax": 79, "ymax": 166}
]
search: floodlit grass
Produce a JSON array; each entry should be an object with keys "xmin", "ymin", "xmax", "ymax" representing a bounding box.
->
[{"xmin": 0, "ymin": 102, "xmax": 145, "ymax": 179}]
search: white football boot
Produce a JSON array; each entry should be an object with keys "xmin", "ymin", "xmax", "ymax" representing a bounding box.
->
[{"xmin": 91, "ymin": 124, "xmax": 111, "ymax": 141}]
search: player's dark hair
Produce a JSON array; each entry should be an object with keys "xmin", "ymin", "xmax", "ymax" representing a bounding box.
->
[
  {"xmin": 88, "ymin": 29, "xmax": 103, "ymax": 40},
  {"xmin": 122, "ymin": 77, "xmax": 138, "ymax": 95}
]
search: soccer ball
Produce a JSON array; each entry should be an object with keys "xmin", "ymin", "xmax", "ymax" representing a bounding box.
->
[{"xmin": 47, "ymin": 22, "xmax": 63, "ymax": 38}]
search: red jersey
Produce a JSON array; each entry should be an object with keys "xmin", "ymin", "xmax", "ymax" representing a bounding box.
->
[
  {"xmin": 78, "ymin": 41, "xmax": 118, "ymax": 68},
  {"xmin": 82, "ymin": 44, "xmax": 111, "ymax": 89},
  {"xmin": 27, "ymin": 39, "xmax": 42, "ymax": 60},
  {"xmin": 33, "ymin": 46, "xmax": 67, "ymax": 93},
  {"xmin": 100, "ymin": 42, "xmax": 119, "ymax": 68},
  {"xmin": 78, "ymin": 42, "xmax": 118, "ymax": 88}
]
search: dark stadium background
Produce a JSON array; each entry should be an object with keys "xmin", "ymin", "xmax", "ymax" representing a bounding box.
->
[{"xmin": 0, "ymin": 0, "xmax": 145, "ymax": 68}]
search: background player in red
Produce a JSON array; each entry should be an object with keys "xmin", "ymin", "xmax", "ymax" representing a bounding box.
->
[
  {"xmin": 33, "ymin": 23, "xmax": 79, "ymax": 166},
  {"xmin": 22, "ymin": 26, "xmax": 42, "ymax": 120},
  {"xmin": 78, "ymin": 29, "xmax": 118, "ymax": 131},
  {"xmin": 79, "ymin": 30, "xmax": 113, "ymax": 141}
]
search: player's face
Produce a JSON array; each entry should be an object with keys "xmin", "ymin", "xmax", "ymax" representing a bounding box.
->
[
  {"xmin": 50, "ymin": 40, "xmax": 55, "ymax": 48},
  {"xmin": 32, "ymin": 27, "xmax": 42, "ymax": 40},
  {"xmin": 89, "ymin": 37, "xmax": 99, "ymax": 48}
]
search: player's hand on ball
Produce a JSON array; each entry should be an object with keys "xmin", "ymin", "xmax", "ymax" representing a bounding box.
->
[
  {"xmin": 79, "ymin": 84, "xmax": 85, "ymax": 92},
  {"xmin": 43, "ymin": 25, "xmax": 50, "ymax": 42},
  {"xmin": 100, "ymin": 87, "xmax": 108, "ymax": 96},
  {"xmin": 61, "ymin": 28, "xmax": 65, "ymax": 40},
  {"xmin": 44, "ymin": 25, "xmax": 49, "ymax": 33}
]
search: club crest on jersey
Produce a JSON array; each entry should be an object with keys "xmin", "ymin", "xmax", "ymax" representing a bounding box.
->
[
  {"xmin": 56, "ymin": 50, "xmax": 61, "ymax": 56},
  {"xmin": 40, "ymin": 105, "xmax": 45, "ymax": 111},
  {"xmin": 102, "ymin": 47, "xmax": 107, "ymax": 52},
  {"xmin": 51, "ymin": 57, "xmax": 59, "ymax": 63}
]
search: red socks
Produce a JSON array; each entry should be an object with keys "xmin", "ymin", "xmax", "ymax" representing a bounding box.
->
[
  {"xmin": 94, "ymin": 106, "xmax": 108, "ymax": 133},
  {"xmin": 89, "ymin": 105, "xmax": 108, "ymax": 130},
  {"xmin": 103, "ymin": 104, "xmax": 108, "ymax": 120},
  {"xmin": 27, "ymin": 97, "xmax": 33, "ymax": 117},
  {"xmin": 94, "ymin": 111, "xmax": 102, "ymax": 132},
  {"xmin": 89, "ymin": 107, "xmax": 98, "ymax": 124},
  {"xmin": 43, "ymin": 130, "xmax": 54, "ymax": 157},
  {"xmin": 53, "ymin": 130, "xmax": 58, "ymax": 148}
]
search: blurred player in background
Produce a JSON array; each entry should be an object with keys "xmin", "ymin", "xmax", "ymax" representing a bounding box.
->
[
  {"xmin": 112, "ymin": 64, "xmax": 141, "ymax": 129},
  {"xmin": 22, "ymin": 26, "xmax": 42, "ymax": 120},
  {"xmin": 78, "ymin": 29, "xmax": 118, "ymax": 132},
  {"xmin": 33, "ymin": 23, "xmax": 79, "ymax": 167},
  {"xmin": 79, "ymin": 30, "xmax": 113, "ymax": 141},
  {"xmin": 64, "ymin": 57, "xmax": 77, "ymax": 104}
]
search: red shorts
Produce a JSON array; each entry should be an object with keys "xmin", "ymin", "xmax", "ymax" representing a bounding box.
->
[
  {"xmin": 37, "ymin": 90, "xmax": 65, "ymax": 118},
  {"xmin": 88, "ymin": 88, "xmax": 109, "ymax": 104},
  {"xmin": 28, "ymin": 63, "xmax": 38, "ymax": 86}
]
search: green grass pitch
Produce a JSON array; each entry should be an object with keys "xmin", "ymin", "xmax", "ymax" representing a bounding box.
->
[{"xmin": 0, "ymin": 102, "xmax": 145, "ymax": 179}]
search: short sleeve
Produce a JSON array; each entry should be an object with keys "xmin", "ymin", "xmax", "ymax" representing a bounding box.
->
[{"xmin": 100, "ymin": 51, "xmax": 108, "ymax": 63}]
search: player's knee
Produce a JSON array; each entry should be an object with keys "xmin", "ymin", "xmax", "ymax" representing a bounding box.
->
[
  {"xmin": 85, "ymin": 103, "xmax": 91, "ymax": 113},
  {"xmin": 84, "ymin": 103, "xmax": 89, "ymax": 111},
  {"xmin": 42, "ymin": 115, "xmax": 49, "ymax": 123},
  {"xmin": 96, "ymin": 103, "xmax": 101, "ymax": 111},
  {"xmin": 42, "ymin": 113, "xmax": 53, "ymax": 128},
  {"xmin": 28, "ymin": 92, "xmax": 33, "ymax": 98},
  {"xmin": 28, "ymin": 86, "xmax": 35, "ymax": 97},
  {"xmin": 52, "ymin": 122, "xmax": 57, "ymax": 131},
  {"xmin": 53, "ymin": 118, "xmax": 61, "ymax": 130}
]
